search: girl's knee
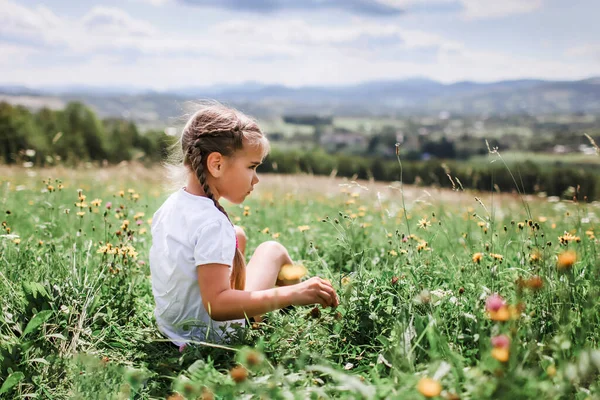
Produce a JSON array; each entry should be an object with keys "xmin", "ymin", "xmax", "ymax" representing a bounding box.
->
[{"xmin": 256, "ymin": 241, "xmax": 290, "ymax": 263}]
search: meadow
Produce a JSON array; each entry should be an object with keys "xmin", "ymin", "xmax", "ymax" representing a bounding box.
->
[{"xmin": 0, "ymin": 162, "xmax": 599, "ymax": 399}]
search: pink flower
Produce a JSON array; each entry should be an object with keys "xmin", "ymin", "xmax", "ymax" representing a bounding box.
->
[
  {"xmin": 486, "ymin": 293, "xmax": 506, "ymax": 312},
  {"xmin": 179, "ymin": 343, "xmax": 187, "ymax": 353},
  {"xmin": 106, "ymin": 202, "xmax": 112, "ymax": 210},
  {"xmin": 491, "ymin": 334, "xmax": 510, "ymax": 349},
  {"xmin": 136, "ymin": 219, "xmax": 143, "ymax": 225}
]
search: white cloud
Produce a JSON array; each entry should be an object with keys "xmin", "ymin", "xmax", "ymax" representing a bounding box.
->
[
  {"xmin": 567, "ymin": 44, "xmax": 600, "ymax": 60},
  {"xmin": 460, "ymin": 0, "xmax": 543, "ymax": 19},
  {"xmin": 81, "ymin": 6, "xmax": 157, "ymax": 37}
]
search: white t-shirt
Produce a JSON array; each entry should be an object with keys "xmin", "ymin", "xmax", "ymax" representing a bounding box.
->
[{"xmin": 149, "ymin": 188, "xmax": 245, "ymax": 346}]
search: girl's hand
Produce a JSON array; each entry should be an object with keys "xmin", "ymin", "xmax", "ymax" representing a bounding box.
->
[{"xmin": 290, "ymin": 277, "xmax": 339, "ymax": 308}]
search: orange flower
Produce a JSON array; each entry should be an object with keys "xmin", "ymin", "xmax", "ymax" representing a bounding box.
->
[
  {"xmin": 417, "ymin": 377, "xmax": 442, "ymax": 398},
  {"xmin": 230, "ymin": 365, "xmax": 248, "ymax": 383},
  {"xmin": 491, "ymin": 347, "xmax": 510, "ymax": 362},
  {"xmin": 488, "ymin": 305, "xmax": 510, "ymax": 322},
  {"xmin": 472, "ymin": 252, "xmax": 484, "ymax": 263},
  {"xmin": 557, "ymin": 250, "xmax": 577, "ymax": 270}
]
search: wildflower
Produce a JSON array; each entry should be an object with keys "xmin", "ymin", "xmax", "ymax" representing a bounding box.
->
[
  {"xmin": 133, "ymin": 212, "xmax": 145, "ymax": 220},
  {"xmin": 491, "ymin": 334, "xmax": 510, "ymax": 349},
  {"xmin": 472, "ymin": 252, "xmax": 484, "ymax": 263},
  {"xmin": 585, "ymin": 230, "xmax": 595, "ymax": 240},
  {"xmin": 529, "ymin": 251, "xmax": 542, "ymax": 264},
  {"xmin": 557, "ymin": 250, "xmax": 577, "ymax": 270},
  {"xmin": 230, "ymin": 365, "xmax": 248, "ymax": 383},
  {"xmin": 485, "ymin": 294, "xmax": 506, "ymax": 312},
  {"xmin": 345, "ymin": 199, "xmax": 355, "ymax": 205},
  {"xmin": 121, "ymin": 220, "xmax": 130, "ymax": 230},
  {"xmin": 391, "ymin": 276, "xmax": 399, "ymax": 285},
  {"xmin": 559, "ymin": 232, "xmax": 581, "ymax": 245},
  {"xmin": 491, "ymin": 347, "xmax": 510, "ymax": 363},
  {"xmin": 389, "ymin": 250, "xmax": 398, "ymax": 256},
  {"xmin": 416, "ymin": 377, "xmax": 442, "ymax": 398},
  {"xmin": 298, "ymin": 225, "xmax": 310, "ymax": 232},
  {"xmin": 136, "ymin": 219, "xmax": 143, "ymax": 225},
  {"xmin": 547, "ymin": 365, "xmax": 557, "ymax": 377},
  {"xmin": 245, "ymin": 350, "xmax": 262, "ymax": 367},
  {"xmin": 417, "ymin": 217, "xmax": 431, "ymax": 229},
  {"xmin": 262, "ymin": 227, "xmax": 270, "ymax": 234},
  {"xmin": 146, "ymin": 218, "xmax": 152, "ymax": 225},
  {"xmin": 278, "ymin": 264, "xmax": 307, "ymax": 282},
  {"xmin": 127, "ymin": 188, "xmax": 135, "ymax": 194},
  {"xmin": 539, "ymin": 216, "xmax": 547, "ymax": 222},
  {"xmin": 358, "ymin": 206, "xmax": 367, "ymax": 212},
  {"xmin": 489, "ymin": 306, "xmax": 510, "ymax": 322},
  {"xmin": 341, "ymin": 276, "xmax": 351, "ymax": 286},
  {"xmin": 132, "ymin": 193, "xmax": 140, "ymax": 201},
  {"xmin": 38, "ymin": 240, "xmax": 44, "ymax": 246},
  {"xmin": 118, "ymin": 190, "xmax": 124, "ymax": 197},
  {"xmin": 351, "ymin": 192, "xmax": 360, "ymax": 198},
  {"xmin": 478, "ymin": 221, "xmax": 487, "ymax": 228},
  {"xmin": 416, "ymin": 241, "xmax": 428, "ymax": 252},
  {"xmin": 76, "ymin": 212, "xmax": 85, "ymax": 218},
  {"xmin": 75, "ymin": 202, "xmax": 88, "ymax": 208},
  {"xmin": 13, "ymin": 238, "xmax": 20, "ymax": 245},
  {"xmin": 243, "ymin": 210, "xmax": 251, "ymax": 217},
  {"xmin": 518, "ymin": 222, "xmax": 525, "ymax": 230},
  {"xmin": 47, "ymin": 185, "xmax": 55, "ymax": 192},
  {"xmin": 490, "ymin": 253, "xmax": 503, "ymax": 263},
  {"xmin": 78, "ymin": 194, "xmax": 86, "ymax": 201},
  {"xmin": 64, "ymin": 209, "xmax": 70, "ymax": 215},
  {"xmin": 91, "ymin": 199, "xmax": 102, "ymax": 207},
  {"xmin": 523, "ymin": 275, "xmax": 544, "ymax": 291},
  {"xmin": 106, "ymin": 202, "xmax": 112, "ymax": 210},
  {"xmin": 272, "ymin": 232, "xmax": 280, "ymax": 239},
  {"xmin": 139, "ymin": 228, "xmax": 147, "ymax": 235}
]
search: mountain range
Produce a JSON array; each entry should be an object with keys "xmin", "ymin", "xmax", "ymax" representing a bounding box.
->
[{"xmin": 1, "ymin": 77, "xmax": 599, "ymax": 126}]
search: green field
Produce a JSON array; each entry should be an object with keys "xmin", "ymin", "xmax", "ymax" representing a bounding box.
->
[{"xmin": 1, "ymin": 166, "xmax": 599, "ymax": 399}]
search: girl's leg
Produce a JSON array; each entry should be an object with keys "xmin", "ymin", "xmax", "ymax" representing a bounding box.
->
[
  {"xmin": 243, "ymin": 241, "xmax": 299, "ymax": 321},
  {"xmin": 245, "ymin": 241, "xmax": 294, "ymax": 291}
]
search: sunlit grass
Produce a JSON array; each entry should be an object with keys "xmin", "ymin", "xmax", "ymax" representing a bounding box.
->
[{"xmin": 1, "ymin": 164, "xmax": 599, "ymax": 398}]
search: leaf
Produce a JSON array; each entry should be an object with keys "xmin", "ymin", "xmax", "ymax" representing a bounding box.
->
[
  {"xmin": 23, "ymin": 310, "xmax": 53, "ymax": 337},
  {"xmin": 0, "ymin": 371, "xmax": 25, "ymax": 394}
]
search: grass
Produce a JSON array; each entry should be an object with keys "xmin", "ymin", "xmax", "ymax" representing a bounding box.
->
[{"xmin": 0, "ymin": 164, "xmax": 599, "ymax": 399}]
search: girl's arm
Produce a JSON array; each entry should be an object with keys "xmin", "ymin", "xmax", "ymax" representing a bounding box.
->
[{"xmin": 197, "ymin": 263, "xmax": 338, "ymax": 321}]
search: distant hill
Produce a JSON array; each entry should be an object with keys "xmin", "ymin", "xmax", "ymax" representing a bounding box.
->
[{"xmin": 1, "ymin": 77, "xmax": 599, "ymax": 127}]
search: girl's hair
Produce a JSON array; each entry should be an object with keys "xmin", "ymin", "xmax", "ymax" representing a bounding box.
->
[{"xmin": 174, "ymin": 101, "xmax": 269, "ymax": 290}]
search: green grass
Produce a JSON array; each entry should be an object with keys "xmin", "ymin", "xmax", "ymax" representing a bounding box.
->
[
  {"xmin": 1, "ymin": 165, "xmax": 599, "ymax": 399},
  {"xmin": 468, "ymin": 151, "xmax": 600, "ymax": 167}
]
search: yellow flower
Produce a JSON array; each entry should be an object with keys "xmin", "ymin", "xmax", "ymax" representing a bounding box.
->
[
  {"xmin": 418, "ymin": 217, "xmax": 431, "ymax": 229},
  {"xmin": 91, "ymin": 199, "xmax": 102, "ymax": 207},
  {"xmin": 490, "ymin": 253, "xmax": 503, "ymax": 263},
  {"xmin": 244, "ymin": 206, "xmax": 250, "ymax": 211},
  {"xmin": 127, "ymin": 188, "xmax": 135, "ymax": 194},
  {"xmin": 75, "ymin": 202, "xmax": 88, "ymax": 208},
  {"xmin": 146, "ymin": 218, "xmax": 153, "ymax": 225},
  {"xmin": 78, "ymin": 194, "xmax": 87, "ymax": 201},
  {"xmin": 351, "ymin": 192, "xmax": 360, "ymax": 198},
  {"xmin": 13, "ymin": 238, "xmax": 21, "ymax": 245},
  {"xmin": 417, "ymin": 241, "xmax": 428, "ymax": 252},
  {"xmin": 278, "ymin": 264, "xmax": 307, "ymax": 282},
  {"xmin": 345, "ymin": 199, "xmax": 356, "ymax": 205},
  {"xmin": 472, "ymin": 252, "xmax": 484, "ymax": 263},
  {"xmin": 358, "ymin": 206, "xmax": 367, "ymax": 212},
  {"xmin": 38, "ymin": 240, "xmax": 44, "ymax": 246},
  {"xmin": 557, "ymin": 250, "xmax": 577, "ymax": 270},
  {"xmin": 478, "ymin": 221, "xmax": 487, "ymax": 228},
  {"xmin": 76, "ymin": 212, "xmax": 85, "ymax": 218},
  {"xmin": 118, "ymin": 190, "xmax": 125, "ymax": 197},
  {"xmin": 47, "ymin": 185, "xmax": 54, "ymax": 192},
  {"xmin": 559, "ymin": 232, "xmax": 580, "ymax": 245},
  {"xmin": 298, "ymin": 225, "xmax": 310, "ymax": 232},
  {"xmin": 132, "ymin": 193, "xmax": 140, "ymax": 201},
  {"xmin": 529, "ymin": 251, "xmax": 542, "ymax": 263},
  {"xmin": 262, "ymin": 227, "xmax": 270, "ymax": 234},
  {"xmin": 139, "ymin": 228, "xmax": 147, "ymax": 235},
  {"xmin": 58, "ymin": 184, "xmax": 64, "ymax": 191},
  {"xmin": 341, "ymin": 276, "xmax": 351, "ymax": 286},
  {"xmin": 358, "ymin": 212, "xmax": 366, "ymax": 217},
  {"xmin": 389, "ymin": 250, "xmax": 398, "ymax": 256},
  {"xmin": 133, "ymin": 212, "xmax": 145, "ymax": 220},
  {"xmin": 491, "ymin": 347, "xmax": 510, "ymax": 362},
  {"xmin": 243, "ymin": 210, "xmax": 251, "ymax": 216},
  {"xmin": 121, "ymin": 220, "xmax": 130, "ymax": 230},
  {"xmin": 272, "ymin": 232, "xmax": 280, "ymax": 239},
  {"xmin": 417, "ymin": 377, "xmax": 442, "ymax": 398},
  {"xmin": 539, "ymin": 216, "xmax": 547, "ymax": 222}
]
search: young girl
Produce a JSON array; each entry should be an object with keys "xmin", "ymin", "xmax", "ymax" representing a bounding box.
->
[{"xmin": 149, "ymin": 103, "xmax": 339, "ymax": 347}]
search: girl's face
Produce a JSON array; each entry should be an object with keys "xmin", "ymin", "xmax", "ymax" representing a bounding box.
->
[{"xmin": 215, "ymin": 144, "xmax": 264, "ymax": 204}]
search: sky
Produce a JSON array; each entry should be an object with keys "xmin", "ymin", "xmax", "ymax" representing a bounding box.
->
[{"xmin": 1, "ymin": 0, "xmax": 599, "ymax": 90}]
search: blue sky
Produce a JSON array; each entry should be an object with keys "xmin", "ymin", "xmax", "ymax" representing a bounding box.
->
[{"xmin": 1, "ymin": 0, "xmax": 599, "ymax": 89}]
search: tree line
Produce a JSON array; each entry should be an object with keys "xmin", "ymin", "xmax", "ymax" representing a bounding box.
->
[
  {"xmin": 1, "ymin": 100, "xmax": 598, "ymax": 200},
  {"xmin": 0, "ymin": 101, "xmax": 175, "ymax": 165}
]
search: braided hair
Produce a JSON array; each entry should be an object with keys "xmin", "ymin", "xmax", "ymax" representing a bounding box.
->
[{"xmin": 181, "ymin": 103, "xmax": 268, "ymax": 290}]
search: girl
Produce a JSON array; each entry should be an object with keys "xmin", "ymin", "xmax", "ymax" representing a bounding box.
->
[{"xmin": 149, "ymin": 103, "xmax": 339, "ymax": 347}]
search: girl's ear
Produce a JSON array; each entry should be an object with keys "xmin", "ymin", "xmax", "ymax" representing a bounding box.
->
[{"xmin": 206, "ymin": 152, "xmax": 224, "ymax": 178}]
